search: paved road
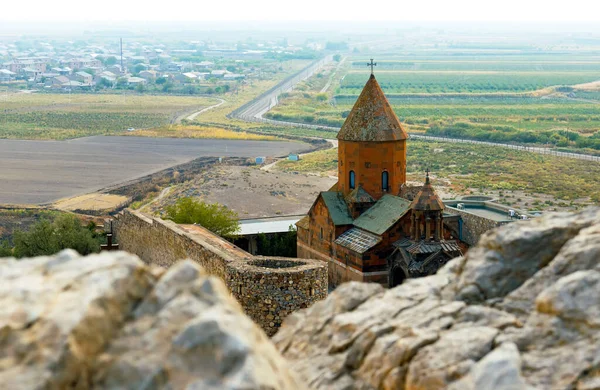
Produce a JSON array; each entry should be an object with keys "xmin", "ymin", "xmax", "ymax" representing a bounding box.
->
[
  {"xmin": 0, "ymin": 136, "xmax": 309, "ymax": 205},
  {"xmin": 230, "ymin": 56, "xmax": 333, "ymax": 121}
]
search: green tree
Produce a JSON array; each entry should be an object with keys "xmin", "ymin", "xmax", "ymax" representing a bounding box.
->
[
  {"xmin": 103, "ymin": 56, "xmax": 118, "ymax": 66},
  {"xmin": 116, "ymin": 77, "xmax": 128, "ymax": 89},
  {"xmin": 165, "ymin": 197, "xmax": 239, "ymax": 238},
  {"xmin": 333, "ymin": 54, "xmax": 342, "ymax": 62},
  {"xmin": 133, "ymin": 64, "xmax": 146, "ymax": 74},
  {"xmin": 12, "ymin": 214, "xmax": 100, "ymax": 258},
  {"xmin": 0, "ymin": 240, "xmax": 12, "ymax": 257},
  {"xmin": 135, "ymin": 82, "xmax": 146, "ymax": 93},
  {"xmin": 96, "ymin": 77, "xmax": 112, "ymax": 89},
  {"xmin": 316, "ymin": 93, "xmax": 328, "ymax": 102},
  {"xmin": 256, "ymin": 226, "xmax": 297, "ymax": 257}
]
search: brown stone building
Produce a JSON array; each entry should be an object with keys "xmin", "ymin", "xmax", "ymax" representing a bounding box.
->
[{"xmin": 297, "ymin": 73, "xmax": 463, "ymax": 288}]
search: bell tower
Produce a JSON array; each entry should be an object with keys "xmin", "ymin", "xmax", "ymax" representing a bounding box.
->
[{"xmin": 337, "ymin": 69, "xmax": 408, "ymax": 201}]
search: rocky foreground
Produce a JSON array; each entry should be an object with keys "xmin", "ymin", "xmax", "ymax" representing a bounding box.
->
[
  {"xmin": 1, "ymin": 209, "xmax": 600, "ymax": 389},
  {"xmin": 0, "ymin": 251, "xmax": 304, "ymax": 389},
  {"xmin": 274, "ymin": 208, "xmax": 600, "ymax": 389}
]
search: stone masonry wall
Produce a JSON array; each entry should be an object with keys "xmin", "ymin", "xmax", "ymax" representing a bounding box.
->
[
  {"xmin": 114, "ymin": 209, "xmax": 327, "ymax": 335},
  {"xmin": 445, "ymin": 207, "xmax": 509, "ymax": 246}
]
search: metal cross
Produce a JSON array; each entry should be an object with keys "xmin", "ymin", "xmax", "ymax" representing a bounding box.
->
[
  {"xmin": 367, "ymin": 59, "xmax": 377, "ymax": 74},
  {"xmin": 101, "ymin": 220, "xmax": 119, "ymax": 251}
]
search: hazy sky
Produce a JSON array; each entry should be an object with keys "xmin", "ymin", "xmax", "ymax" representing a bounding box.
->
[{"xmin": 1, "ymin": 0, "xmax": 598, "ymax": 22}]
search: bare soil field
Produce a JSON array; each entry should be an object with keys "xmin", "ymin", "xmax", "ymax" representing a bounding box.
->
[
  {"xmin": 144, "ymin": 165, "xmax": 337, "ymax": 218},
  {"xmin": 0, "ymin": 136, "xmax": 310, "ymax": 205}
]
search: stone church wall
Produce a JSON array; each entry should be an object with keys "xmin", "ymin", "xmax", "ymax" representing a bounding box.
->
[{"xmin": 114, "ymin": 209, "xmax": 327, "ymax": 336}]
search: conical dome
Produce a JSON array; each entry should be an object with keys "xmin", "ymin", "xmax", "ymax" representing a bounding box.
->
[
  {"xmin": 411, "ymin": 172, "xmax": 444, "ymax": 211},
  {"xmin": 337, "ymin": 74, "xmax": 408, "ymax": 142}
]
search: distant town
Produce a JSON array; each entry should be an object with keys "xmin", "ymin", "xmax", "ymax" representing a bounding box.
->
[{"xmin": 0, "ymin": 38, "xmax": 326, "ymax": 93}]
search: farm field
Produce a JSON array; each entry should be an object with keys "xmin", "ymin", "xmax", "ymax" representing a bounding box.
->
[
  {"xmin": 0, "ymin": 136, "xmax": 310, "ymax": 205},
  {"xmin": 0, "ymin": 93, "xmax": 220, "ymax": 139},
  {"xmin": 273, "ymin": 140, "xmax": 600, "ymax": 213},
  {"xmin": 266, "ymin": 52, "xmax": 600, "ymax": 152},
  {"xmin": 0, "ymin": 59, "xmax": 312, "ymax": 141}
]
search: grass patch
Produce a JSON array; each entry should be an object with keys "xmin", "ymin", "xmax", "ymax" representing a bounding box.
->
[
  {"xmin": 0, "ymin": 93, "xmax": 218, "ymax": 140},
  {"xmin": 276, "ymin": 148, "xmax": 337, "ymax": 174},
  {"xmin": 275, "ymin": 141, "xmax": 600, "ymax": 204},
  {"xmin": 129, "ymin": 125, "xmax": 279, "ymax": 140}
]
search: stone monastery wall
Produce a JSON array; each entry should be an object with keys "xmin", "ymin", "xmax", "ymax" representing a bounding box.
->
[
  {"xmin": 445, "ymin": 201, "xmax": 514, "ymax": 246},
  {"xmin": 115, "ymin": 209, "xmax": 327, "ymax": 336}
]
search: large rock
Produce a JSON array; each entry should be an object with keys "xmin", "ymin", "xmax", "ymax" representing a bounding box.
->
[
  {"xmin": 0, "ymin": 251, "xmax": 304, "ymax": 390},
  {"xmin": 274, "ymin": 208, "xmax": 600, "ymax": 389}
]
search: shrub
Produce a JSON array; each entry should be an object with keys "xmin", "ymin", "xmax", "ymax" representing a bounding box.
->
[
  {"xmin": 12, "ymin": 214, "xmax": 100, "ymax": 258},
  {"xmin": 165, "ymin": 197, "xmax": 239, "ymax": 238}
]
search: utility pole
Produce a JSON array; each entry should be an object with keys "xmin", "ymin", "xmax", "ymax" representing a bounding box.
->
[{"xmin": 120, "ymin": 38, "xmax": 124, "ymax": 74}]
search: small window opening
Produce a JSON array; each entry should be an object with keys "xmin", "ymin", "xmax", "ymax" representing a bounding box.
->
[{"xmin": 382, "ymin": 171, "xmax": 389, "ymax": 191}]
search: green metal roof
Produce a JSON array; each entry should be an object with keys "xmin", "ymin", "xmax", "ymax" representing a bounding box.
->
[
  {"xmin": 321, "ymin": 191, "xmax": 353, "ymax": 226},
  {"xmin": 353, "ymin": 194, "xmax": 411, "ymax": 235}
]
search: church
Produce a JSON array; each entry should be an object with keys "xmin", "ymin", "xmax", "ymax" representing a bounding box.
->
[{"xmin": 296, "ymin": 71, "xmax": 463, "ymax": 288}]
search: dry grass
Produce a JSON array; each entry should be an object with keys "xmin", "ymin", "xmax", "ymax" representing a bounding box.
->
[
  {"xmin": 52, "ymin": 193, "xmax": 129, "ymax": 211},
  {"xmin": 129, "ymin": 125, "xmax": 279, "ymax": 141}
]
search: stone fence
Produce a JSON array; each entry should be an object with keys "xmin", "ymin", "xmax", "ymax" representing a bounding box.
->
[{"xmin": 114, "ymin": 209, "xmax": 327, "ymax": 336}]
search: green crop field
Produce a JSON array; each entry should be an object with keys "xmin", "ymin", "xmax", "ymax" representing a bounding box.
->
[
  {"xmin": 266, "ymin": 52, "xmax": 600, "ymax": 152},
  {"xmin": 338, "ymin": 71, "xmax": 600, "ymax": 94},
  {"xmin": 0, "ymin": 94, "xmax": 219, "ymax": 140},
  {"xmin": 350, "ymin": 59, "xmax": 600, "ymax": 72}
]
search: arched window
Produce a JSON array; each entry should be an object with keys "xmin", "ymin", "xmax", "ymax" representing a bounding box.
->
[
  {"xmin": 320, "ymin": 227, "xmax": 324, "ymax": 240},
  {"xmin": 349, "ymin": 170, "xmax": 355, "ymax": 189},
  {"xmin": 382, "ymin": 171, "xmax": 389, "ymax": 191}
]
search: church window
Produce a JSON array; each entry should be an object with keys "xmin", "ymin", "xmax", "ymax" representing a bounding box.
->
[
  {"xmin": 349, "ymin": 170, "xmax": 356, "ymax": 189},
  {"xmin": 382, "ymin": 171, "xmax": 389, "ymax": 191},
  {"xmin": 320, "ymin": 227, "xmax": 324, "ymax": 240}
]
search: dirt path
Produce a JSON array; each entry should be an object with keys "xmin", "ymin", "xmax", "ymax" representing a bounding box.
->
[
  {"xmin": 186, "ymin": 98, "xmax": 226, "ymax": 121},
  {"xmin": 140, "ymin": 186, "xmax": 172, "ymax": 212},
  {"xmin": 320, "ymin": 56, "xmax": 346, "ymax": 93}
]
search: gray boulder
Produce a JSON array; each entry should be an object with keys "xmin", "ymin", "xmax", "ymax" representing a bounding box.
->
[
  {"xmin": 274, "ymin": 208, "xmax": 600, "ymax": 389},
  {"xmin": 0, "ymin": 251, "xmax": 305, "ymax": 390}
]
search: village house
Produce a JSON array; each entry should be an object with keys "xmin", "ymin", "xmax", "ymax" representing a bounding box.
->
[
  {"xmin": 173, "ymin": 72, "xmax": 198, "ymax": 83},
  {"xmin": 95, "ymin": 71, "xmax": 117, "ymax": 84},
  {"xmin": 297, "ymin": 72, "xmax": 464, "ymax": 288},
  {"xmin": 74, "ymin": 71, "xmax": 93, "ymax": 84},
  {"xmin": 0, "ymin": 69, "xmax": 16, "ymax": 82},
  {"xmin": 107, "ymin": 64, "xmax": 125, "ymax": 75},
  {"xmin": 45, "ymin": 75, "xmax": 70, "ymax": 88},
  {"xmin": 196, "ymin": 61, "xmax": 214, "ymax": 69},
  {"xmin": 138, "ymin": 70, "xmax": 158, "ymax": 80},
  {"xmin": 210, "ymin": 69, "xmax": 230, "ymax": 78},
  {"xmin": 126, "ymin": 77, "xmax": 147, "ymax": 86}
]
